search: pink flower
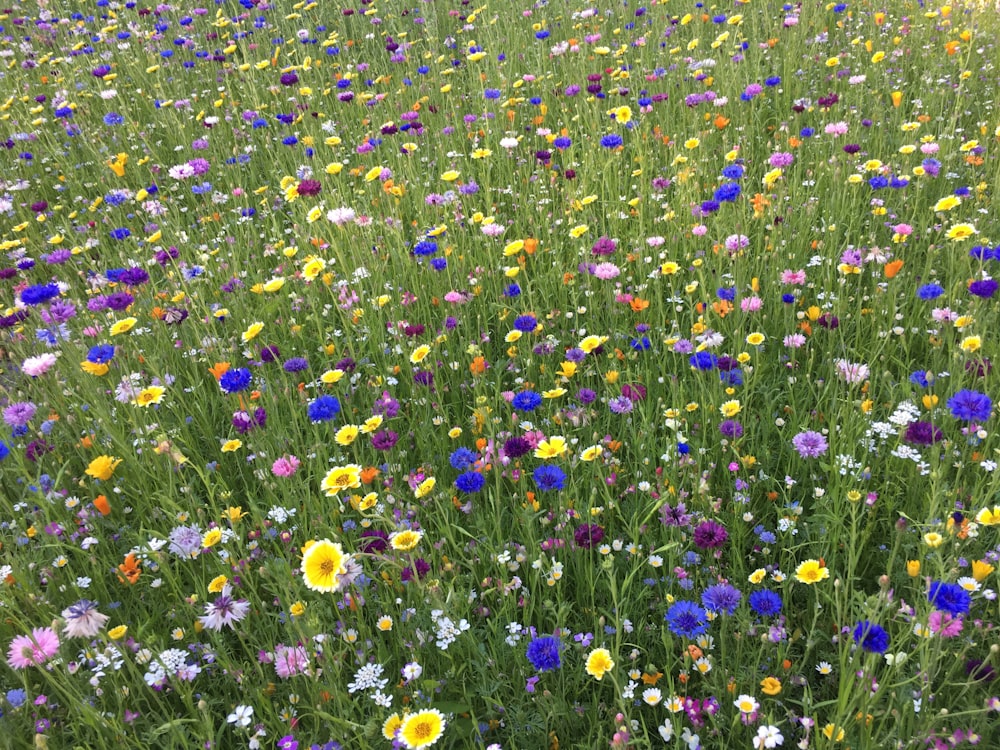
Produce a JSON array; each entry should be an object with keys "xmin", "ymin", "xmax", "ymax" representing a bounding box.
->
[
  {"xmin": 892, "ymin": 224, "xmax": 913, "ymax": 236},
  {"xmin": 7, "ymin": 627, "xmax": 60, "ymax": 670},
  {"xmin": 824, "ymin": 121, "xmax": 849, "ymax": 136},
  {"xmin": 22, "ymin": 353, "xmax": 58, "ymax": 377},
  {"xmin": 271, "ymin": 455, "xmax": 301, "ymax": 477},
  {"xmin": 274, "ymin": 644, "xmax": 310, "ymax": 679},
  {"xmin": 928, "ymin": 610, "xmax": 963, "ymax": 638},
  {"xmin": 592, "ymin": 262, "xmax": 620, "ymax": 280},
  {"xmin": 780, "ymin": 269, "xmax": 807, "ymax": 285},
  {"xmin": 740, "ymin": 296, "xmax": 763, "ymax": 312}
]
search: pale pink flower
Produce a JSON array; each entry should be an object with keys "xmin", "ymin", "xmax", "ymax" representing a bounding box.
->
[
  {"xmin": 7, "ymin": 627, "xmax": 60, "ymax": 670},
  {"xmin": 22, "ymin": 353, "xmax": 58, "ymax": 377},
  {"xmin": 592, "ymin": 262, "xmax": 620, "ymax": 280},
  {"xmin": 824, "ymin": 121, "xmax": 849, "ymax": 136},
  {"xmin": 928, "ymin": 610, "xmax": 963, "ymax": 638},
  {"xmin": 780, "ymin": 269, "xmax": 807, "ymax": 285},
  {"xmin": 271, "ymin": 455, "xmax": 301, "ymax": 477},
  {"xmin": 274, "ymin": 644, "xmax": 310, "ymax": 679},
  {"xmin": 740, "ymin": 296, "xmax": 763, "ymax": 312}
]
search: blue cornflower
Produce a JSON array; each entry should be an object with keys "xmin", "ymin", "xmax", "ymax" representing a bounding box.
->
[
  {"xmin": 86, "ymin": 344, "xmax": 116, "ymax": 363},
  {"xmin": 103, "ymin": 112, "xmax": 124, "ymax": 126},
  {"xmin": 413, "ymin": 240, "xmax": 438, "ymax": 256},
  {"xmin": 868, "ymin": 176, "xmax": 889, "ymax": 190},
  {"xmin": 109, "ymin": 227, "xmax": 131, "ymax": 240},
  {"xmin": 449, "ymin": 447, "xmax": 478, "ymax": 471},
  {"xmin": 700, "ymin": 199, "xmax": 720, "ymax": 214},
  {"xmin": 630, "ymin": 336, "xmax": 651, "ymax": 351},
  {"xmin": 917, "ymin": 283, "xmax": 944, "ymax": 300},
  {"xmin": 503, "ymin": 283, "xmax": 521, "ymax": 298},
  {"xmin": 748, "ymin": 589, "xmax": 783, "ymax": 617},
  {"xmin": 0, "ymin": 440, "xmax": 9, "ymax": 462},
  {"xmin": 5, "ymin": 688, "xmax": 26, "ymax": 708},
  {"xmin": 909, "ymin": 370, "xmax": 933, "ymax": 388},
  {"xmin": 526, "ymin": 635, "xmax": 561, "ymax": 671},
  {"xmin": 484, "ymin": 88, "xmax": 502, "ymax": 99},
  {"xmin": 928, "ymin": 581, "xmax": 972, "ymax": 615},
  {"xmin": 701, "ymin": 583, "xmax": 742, "ymax": 615},
  {"xmin": 430, "ymin": 258, "xmax": 447, "ymax": 271},
  {"xmin": 553, "ymin": 136, "xmax": 572, "ymax": 149},
  {"xmin": 219, "ymin": 368, "xmax": 253, "ymax": 394},
  {"xmin": 714, "ymin": 182, "xmax": 741, "ymax": 202},
  {"xmin": 665, "ymin": 600, "xmax": 710, "ymax": 638},
  {"xmin": 852, "ymin": 620, "xmax": 890, "ymax": 654},
  {"xmin": 306, "ymin": 395, "xmax": 341, "ymax": 422},
  {"xmin": 947, "ymin": 390, "xmax": 992, "ymax": 422},
  {"xmin": 20, "ymin": 284, "xmax": 61, "ymax": 306},
  {"xmin": 455, "ymin": 471, "xmax": 485, "ymax": 494},
  {"xmin": 721, "ymin": 164, "xmax": 745, "ymax": 180},
  {"xmin": 716, "ymin": 287, "xmax": 736, "ymax": 301},
  {"xmin": 512, "ymin": 391, "xmax": 542, "ymax": 412},
  {"xmin": 513, "ymin": 314, "xmax": 538, "ymax": 333},
  {"xmin": 533, "ymin": 465, "xmax": 566, "ymax": 492},
  {"xmin": 600, "ymin": 133, "xmax": 623, "ymax": 149},
  {"xmin": 689, "ymin": 352, "xmax": 718, "ymax": 370}
]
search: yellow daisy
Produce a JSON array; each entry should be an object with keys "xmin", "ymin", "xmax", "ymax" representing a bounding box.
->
[{"xmin": 300, "ymin": 539, "xmax": 347, "ymax": 593}]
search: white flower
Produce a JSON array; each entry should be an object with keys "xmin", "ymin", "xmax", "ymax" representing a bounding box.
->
[
  {"xmin": 658, "ymin": 719, "xmax": 674, "ymax": 742},
  {"xmin": 754, "ymin": 725, "xmax": 784, "ymax": 749},
  {"xmin": 227, "ymin": 704, "xmax": 254, "ymax": 727}
]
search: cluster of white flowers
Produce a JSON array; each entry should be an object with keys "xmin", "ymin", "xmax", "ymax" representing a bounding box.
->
[
  {"xmin": 347, "ymin": 662, "xmax": 388, "ymax": 694},
  {"xmin": 431, "ymin": 609, "xmax": 470, "ymax": 650}
]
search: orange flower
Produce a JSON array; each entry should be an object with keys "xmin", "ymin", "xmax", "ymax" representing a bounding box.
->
[
  {"xmin": 524, "ymin": 238, "xmax": 538, "ymax": 254},
  {"xmin": 360, "ymin": 466, "xmax": 380, "ymax": 484},
  {"xmin": 629, "ymin": 297, "xmax": 650, "ymax": 312},
  {"xmin": 641, "ymin": 671, "xmax": 663, "ymax": 685},
  {"xmin": 712, "ymin": 300, "xmax": 733, "ymax": 317},
  {"xmin": 469, "ymin": 356, "xmax": 488, "ymax": 375},
  {"xmin": 713, "ymin": 115, "xmax": 729, "ymax": 129},
  {"xmin": 118, "ymin": 553, "xmax": 141, "ymax": 585},
  {"xmin": 884, "ymin": 259, "xmax": 904, "ymax": 278},
  {"xmin": 93, "ymin": 495, "xmax": 111, "ymax": 516},
  {"xmin": 209, "ymin": 362, "xmax": 230, "ymax": 380},
  {"xmin": 687, "ymin": 645, "xmax": 704, "ymax": 660}
]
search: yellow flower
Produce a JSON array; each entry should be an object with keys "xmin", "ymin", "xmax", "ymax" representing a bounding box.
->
[
  {"xmin": 960, "ymin": 335, "xmax": 981, "ymax": 353},
  {"xmin": 505, "ymin": 330, "xmax": 522, "ymax": 343},
  {"xmin": 355, "ymin": 492, "xmax": 378, "ymax": 512},
  {"xmin": 109, "ymin": 317, "xmax": 137, "ymax": 336},
  {"xmin": 720, "ymin": 400, "xmax": 741, "ymax": 417},
  {"xmin": 208, "ymin": 575, "xmax": 229, "ymax": 593},
  {"xmin": 660, "ymin": 261, "xmax": 680, "ymax": 275},
  {"xmin": 542, "ymin": 387, "xmax": 567, "ymax": 399},
  {"xmin": 262, "ymin": 276, "xmax": 285, "ymax": 293},
  {"xmin": 361, "ymin": 415, "xmax": 384, "ymax": 433},
  {"xmin": 320, "ymin": 368, "xmax": 344, "ymax": 384},
  {"xmin": 377, "ymin": 615, "xmax": 394, "ymax": 631},
  {"xmin": 503, "ymin": 239, "xmax": 525, "ymax": 256},
  {"xmin": 222, "ymin": 506, "xmax": 247, "ymax": 523},
  {"xmin": 971, "ymin": 560, "xmax": 995, "ymax": 582},
  {"xmin": 534, "ymin": 435, "xmax": 568, "ymax": 459},
  {"xmin": 382, "ymin": 714, "xmax": 404, "ymax": 742},
  {"xmin": 398, "ymin": 708, "xmax": 446, "ymax": 749},
  {"xmin": 289, "ymin": 601, "xmax": 306, "ymax": 617},
  {"xmin": 579, "ymin": 335, "xmax": 608, "ymax": 353},
  {"xmin": 364, "ymin": 166, "xmax": 383, "ymax": 182},
  {"xmin": 684, "ymin": 138, "xmax": 700, "ymax": 149},
  {"xmin": 569, "ymin": 224, "xmax": 589, "ymax": 239},
  {"xmin": 320, "ymin": 464, "xmax": 363, "ymax": 496},
  {"xmin": 410, "ymin": 344, "xmax": 431, "ymax": 365},
  {"xmin": 335, "ymin": 424, "xmax": 360, "ymax": 446},
  {"xmin": 81, "ymin": 361, "xmax": 110, "ymax": 376},
  {"xmin": 414, "ymin": 476, "xmax": 436, "ymax": 499},
  {"xmin": 924, "ymin": 531, "xmax": 944, "ymax": 547},
  {"xmin": 933, "ymin": 195, "xmax": 961, "ymax": 212},
  {"xmin": 946, "ymin": 223, "xmax": 977, "ymax": 241},
  {"xmin": 746, "ymin": 332, "xmax": 765, "ymax": 346},
  {"xmin": 300, "ymin": 539, "xmax": 348, "ymax": 593},
  {"xmin": 85, "ymin": 455, "xmax": 122, "ymax": 482},
  {"xmin": 440, "ymin": 170, "xmax": 460, "ymax": 182},
  {"xmin": 794, "ymin": 559, "xmax": 829, "ymax": 585},
  {"xmin": 557, "ymin": 361, "xmax": 577, "ymax": 378},
  {"xmin": 242, "ymin": 322, "xmax": 264, "ymax": 342},
  {"xmin": 585, "ymin": 648, "xmax": 615, "ymax": 680},
  {"xmin": 580, "ymin": 445, "xmax": 604, "ymax": 462},
  {"xmin": 133, "ymin": 385, "xmax": 166, "ymax": 407},
  {"xmin": 221, "ymin": 439, "xmax": 243, "ymax": 453},
  {"xmin": 822, "ymin": 724, "xmax": 846, "ymax": 742},
  {"xmin": 108, "ymin": 625, "xmax": 128, "ymax": 640},
  {"xmin": 760, "ymin": 677, "xmax": 782, "ymax": 695},
  {"xmin": 202, "ymin": 528, "xmax": 223, "ymax": 548},
  {"xmin": 748, "ymin": 568, "xmax": 766, "ymax": 584},
  {"xmin": 974, "ymin": 506, "xmax": 1000, "ymax": 526},
  {"xmin": 302, "ymin": 256, "xmax": 326, "ymax": 280},
  {"xmin": 391, "ymin": 529, "xmax": 423, "ymax": 551}
]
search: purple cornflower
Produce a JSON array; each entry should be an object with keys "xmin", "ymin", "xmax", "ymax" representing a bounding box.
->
[
  {"xmin": 608, "ymin": 396, "xmax": 633, "ymax": 414},
  {"xmin": 574, "ymin": 524, "xmax": 605, "ymax": 549},
  {"xmin": 692, "ymin": 521, "xmax": 728, "ymax": 549},
  {"xmin": 791, "ymin": 430, "xmax": 828, "ymax": 458},
  {"xmin": 701, "ymin": 583, "xmax": 742, "ymax": 615},
  {"xmin": 3, "ymin": 402, "xmax": 37, "ymax": 427}
]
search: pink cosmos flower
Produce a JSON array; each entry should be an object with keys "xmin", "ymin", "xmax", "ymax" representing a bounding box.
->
[
  {"xmin": 7, "ymin": 627, "xmax": 60, "ymax": 670},
  {"xmin": 272, "ymin": 455, "xmax": 301, "ymax": 477},
  {"xmin": 22, "ymin": 353, "xmax": 58, "ymax": 377}
]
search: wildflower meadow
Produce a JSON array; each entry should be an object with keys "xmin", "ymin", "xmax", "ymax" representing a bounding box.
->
[{"xmin": 2, "ymin": 0, "xmax": 1000, "ymax": 747}]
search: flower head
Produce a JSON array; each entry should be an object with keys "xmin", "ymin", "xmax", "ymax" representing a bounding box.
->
[
  {"xmin": 398, "ymin": 708, "xmax": 447, "ymax": 748},
  {"xmin": 301, "ymin": 539, "xmax": 349, "ymax": 592}
]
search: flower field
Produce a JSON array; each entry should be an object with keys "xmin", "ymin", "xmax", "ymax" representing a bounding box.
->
[{"xmin": 2, "ymin": 0, "xmax": 1000, "ymax": 747}]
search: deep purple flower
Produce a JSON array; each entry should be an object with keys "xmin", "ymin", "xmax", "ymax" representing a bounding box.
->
[
  {"xmin": 692, "ymin": 521, "xmax": 728, "ymax": 550},
  {"xmin": 359, "ymin": 528, "xmax": 390, "ymax": 554},
  {"xmin": 719, "ymin": 420, "xmax": 744, "ymax": 439},
  {"xmin": 591, "ymin": 236, "xmax": 617, "ymax": 256},
  {"xmin": 968, "ymin": 280, "xmax": 998, "ymax": 299},
  {"xmin": 370, "ymin": 430, "xmax": 399, "ymax": 451},
  {"xmin": 904, "ymin": 421, "xmax": 943, "ymax": 446},
  {"xmin": 401, "ymin": 558, "xmax": 431, "ymax": 581},
  {"xmin": 503, "ymin": 436, "xmax": 531, "ymax": 458},
  {"xmin": 574, "ymin": 524, "xmax": 604, "ymax": 549},
  {"xmin": 283, "ymin": 357, "xmax": 309, "ymax": 373}
]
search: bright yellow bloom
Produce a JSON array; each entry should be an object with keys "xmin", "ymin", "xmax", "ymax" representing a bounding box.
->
[
  {"xmin": 377, "ymin": 615, "xmax": 394, "ymax": 631},
  {"xmin": 585, "ymin": 648, "xmax": 615, "ymax": 680},
  {"xmin": 391, "ymin": 529, "xmax": 423, "ymax": 551},
  {"xmin": 534, "ymin": 435, "xmax": 568, "ymax": 459},
  {"xmin": 746, "ymin": 332, "xmax": 765, "ymax": 346},
  {"xmin": 208, "ymin": 575, "xmax": 228, "ymax": 593},
  {"xmin": 720, "ymin": 400, "xmax": 741, "ymax": 417},
  {"xmin": 542, "ymin": 387, "xmax": 567, "ymax": 399},
  {"xmin": 383, "ymin": 714, "xmax": 404, "ymax": 741},
  {"xmin": 933, "ymin": 195, "xmax": 961, "ymax": 212},
  {"xmin": 201, "ymin": 528, "xmax": 223, "ymax": 548},
  {"xmin": 822, "ymin": 724, "xmax": 846, "ymax": 742},
  {"xmin": 760, "ymin": 677, "xmax": 782, "ymax": 695},
  {"xmin": 946, "ymin": 223, "xmax": 977, "ymax": 241},
  {"xmin": 133, "ymin": 385, "xmax": 166, "ymax": 407},
  {"xmin": 924, "ymin": 531, "xmax": 944, "ymax": 547},
  {"xmin": 85, "ymin": 455, "xmax": 122, "ymax": 481},
  {"xmin": 580, "ymin": 445, "xmax": 603, "ymax": 462},
  {"xmin": 221, "ymin": 439, "xmax": 242, "ymax": 453},
  {"xmin": 320, "ymin": 368, "xmax": 344, "ymax": 384},
  {"xmin": 398, "ymin": 708, "xmax": 446, "ymax": 749},
  {"xmin": 108, "ymin": 625, "xmax": 128, "ymax": 640},
  {"xmin": 579, "ymin": 335, "xmax": 608, "ymax": 353},
  {"xmin": 503, "ymin": 239, "xmax": 525, "ymax": 256},
  {"xmin": 300, "ymin": 539, "xmax": 348, "ymax": 593},
  {"xmin": 440, "ymin": 170, "xmax": 460, "ymax": 182},
  {"xmin": 748, "ymin": 568, "xmax": 766, "ymax": 584},
  {"xmin": 109, "ymin": 317, "xmax": 137, "ymax": 336},
  {"xmin": 335, "ymin": 424, "xmax": 360, "ymax": 446},
  {"xmin": 794, "ymin": 559, "xmax": 829, "ymax": 585},
  {"xmin": 242, "ymin": 322, "xmax": 264, "ymax": 342},
  {"xmin": 971, "ymin": 560, "xmax": 995, "ymax": 582},
  {"xmin": 410, "ymin": 344, "xmax": 431, "ymax": 364},
  {"xmin": 262, "ymin": 276, "xmax": 285, "ymax": 293},
  {"xmin": 975, "ymin": 506, "xmax": 1000, "ymax": 526},
  {"xmin": 906, "ymin": 560, "xmax": 921, "ymax": 577},
  {"xmin": 414, "ymin": 476, "xmax": 436, "ymax": 498},
  {"xmin": 320, "ymin": 464, "xmax": 363, "ymax": 496},
  {"xmin": 361, "ymin": 415, "xmax": 384, "ymax": 433},
  {"xmin": 81, "ymin": 361, "xmax": 110, "ymax": 376}
]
